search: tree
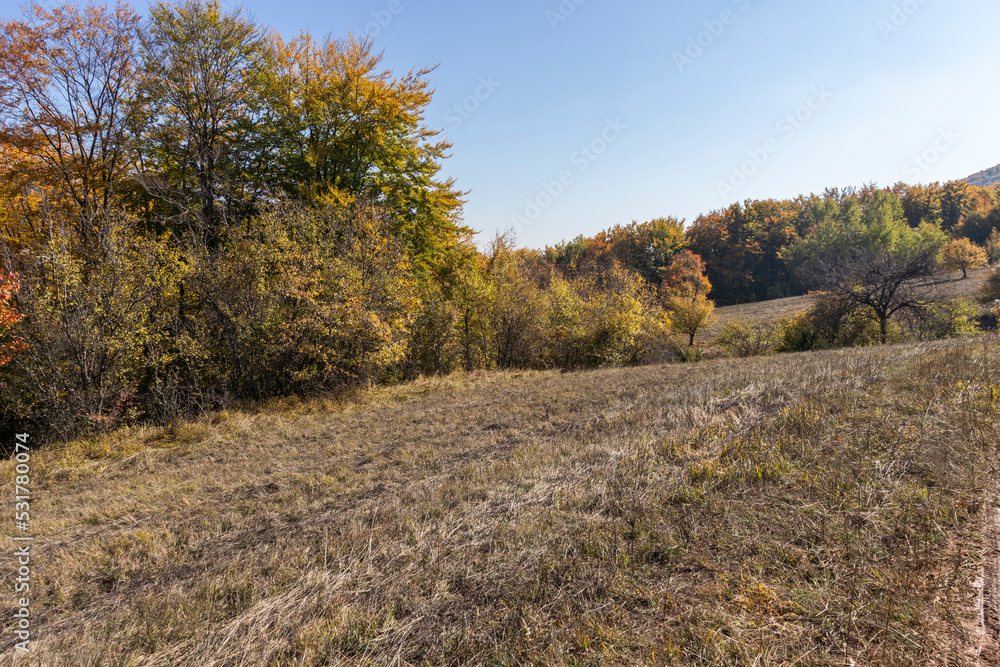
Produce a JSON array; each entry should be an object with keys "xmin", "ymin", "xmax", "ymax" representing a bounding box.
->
[
  {"xmin": 661, "ymin": 250, "xmax": 711, "ymax": 297},
  {"xmin": 686, "ymin": 199, "xmax": 798, "ymax": 305},
  {"xmin": 139, "ymin": 0, "xmax": 269, "ymax": 248},
  {"xmin": 0, "ymin": 2, "xmax": 141, "ymax": 242},
  {"xmin": 661, "ymin": 249, "xmax": 716, "ymax": 346},
  {"xmin": 940, "ymin": 237, "xmax": 987, "ymax": 279},
  {"xmin": 782, "ymin": 190, "xmax": 947, "ymax": 284},
  {"xmin": 665, "ymin": 292, "xmax": 716, "ymax": 347},
  {"xmin": 262, "ymin": 32, "xmax": 468, "ymax": 277},
  {"xmin": 801, "ymin": 246, "xmax": 938, "ymax": 344}
]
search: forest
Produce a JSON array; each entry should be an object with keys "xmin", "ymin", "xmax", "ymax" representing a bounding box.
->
[{"xmin": 2, "ymin": 1, "xmax": 1000, "ymax": 439}]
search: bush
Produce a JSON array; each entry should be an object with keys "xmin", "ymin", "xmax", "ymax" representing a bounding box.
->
[
  {"xmin": 979, "ymin": 266, "xmax": 1000, "ymax": 303},
  {"xmin": 908, "ymin": 298, "xmax": 980, "ymax": 340},
  {"xmin": 577, "ymin": 262, "xmax": 667, "ymax": 368},
  {"xmin": 715, "ymin": 319, "xmax": 780, "ymax": 358},
  {"xmin": 774, "ymin": 311, "xmax": 823, "ymax": 353},
  {"xmin": 808, "ymin": 295, "xmax": 888, "ymax": 348},
  {"xmin": 0, "ymin": 211, "xmax": 183, "ymax": 437},
  {"xmin": 187, "ymin": 201, "xmax": 418, "ymax": 400}
]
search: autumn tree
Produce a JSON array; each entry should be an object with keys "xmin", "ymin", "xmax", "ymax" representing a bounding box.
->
[
  {"xmin": 686, "ymin": 199, "xmax": 798, "ymax": 305},
  {"xmin": 661, "ymin": 250, "xmax": 711, "ymax": 297},
  {"xmin": 139, "ymin": 0, "xmax": 269, "ymax": 248},
  {"xmin": 0, "ymin": 2, "xmax": 141, "ymax": 243},
  {"xmin": 662, "ymin": 251, "xmax": 715, "ymax": 346},
  {"xmin": 941, "ymin": 237, "xmax": 988, "ymax": 279}
]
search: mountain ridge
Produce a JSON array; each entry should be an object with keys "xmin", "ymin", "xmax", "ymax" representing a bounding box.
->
[{"xmin": 965, "ymin": 163, "xmax": 1000, "ymax": 187}]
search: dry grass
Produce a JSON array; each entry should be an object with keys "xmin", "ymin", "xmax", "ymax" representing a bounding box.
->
[
  {"xmin": 2, "ymin": 338, "xmax": 1000, "ymax": 665},
  {"xmin": 701, "ymin": 267, "xmax": 993, "ymax": 344}
]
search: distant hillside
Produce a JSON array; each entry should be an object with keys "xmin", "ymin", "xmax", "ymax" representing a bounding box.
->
[{"xmin": 965, "ymin": 163, "xmax": 1000, "ymax": 187}]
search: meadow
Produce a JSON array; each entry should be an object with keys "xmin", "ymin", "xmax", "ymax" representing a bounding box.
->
[{"xmin": 2, "ymin": 335, "xmax": 999, "ymax": 665}]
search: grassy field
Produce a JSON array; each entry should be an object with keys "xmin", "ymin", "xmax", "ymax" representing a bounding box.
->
[
  {"xmin": 700, "ymin": 267, "xmax": 993, "ymax": 343},
  {"xmin": 2, "ymin": 335, "xmax": 1000, "ymax": 665}
]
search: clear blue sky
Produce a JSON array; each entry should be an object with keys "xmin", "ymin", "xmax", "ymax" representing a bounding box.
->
[{"xmin": 18, "ymin": 0, "xmax": 1000, "ymax": 249}]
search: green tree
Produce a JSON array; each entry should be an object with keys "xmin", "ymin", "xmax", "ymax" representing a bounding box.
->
[
  {"xmin": 139, "ymin": 0, "xmax": 269, "ymax": 248},
  {"xmin": 262, "ymin": 32, "xmax": 468, "ymax": 276}
]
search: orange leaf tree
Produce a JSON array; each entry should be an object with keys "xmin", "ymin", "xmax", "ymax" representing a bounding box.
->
[{"xmin": 0, "ymin": 270, "xmax": 26, "ymax": 367}]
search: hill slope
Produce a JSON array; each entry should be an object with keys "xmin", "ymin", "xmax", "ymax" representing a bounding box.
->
[
  {"xmin": 966, "ymin": 164, "xmax": 1000, "ymax": 187},
  {"xmin": 2, "ymin": 339, "xmax": 999, "ymax": 664}
]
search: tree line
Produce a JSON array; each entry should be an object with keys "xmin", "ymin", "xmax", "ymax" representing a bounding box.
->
[
  {"xmin": 547, "ymin": 181, "xmax": 1000, "ymax": 307},
  {"xmin": 1, "ymin": 2, "xmax": 998, "ymax": 440}
]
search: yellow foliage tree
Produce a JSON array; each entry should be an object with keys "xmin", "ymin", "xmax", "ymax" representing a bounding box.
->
[
  {"xmin": 940, "ymin": 237, "xmax": 988, "ymax": 279},
  {"xmin": 666, "ymin": 293, "xmax": 717, "ymax": 347},
  {"xmin": 263, "ymin": 32, "xmax": 468, "ymax": 276}
]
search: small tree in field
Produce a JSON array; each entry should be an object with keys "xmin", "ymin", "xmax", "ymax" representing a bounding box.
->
[
  {"xmin": 666, "ymin": 293, "xmax": 716, "ymax": 346},
  {"xmin": 662, "ymin": 251, "xmax": 715, "ymax": 345},
  {"xmin": 940, "ymin": 238, "xmax": 987, "ymax": 279}
]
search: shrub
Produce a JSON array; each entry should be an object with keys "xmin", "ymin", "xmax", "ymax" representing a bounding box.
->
[
  {"xmin": 808, "ymin": 295, "xmax": 887, "ymax": 348},
  {"xmin": 908, "ymin": 298, "xmax": 980, "ymax": 340},
  {"xmin": 480, "ymin": 237, "xmax": 548, "ymax": 369},
  {"xmin": 187, "ymin": 201, "xmax": 418, "ymax": 399},
  {"xmin": 979, "ymin": 266, "xmax": 1000, "ymax": 303},
  {"xmin": 576, "ymin": 262, "xmax": 666, "ymax": 367},
  {"xmin": 715, "ymin": 319, "xmax": 779, "ymax": 358},
  {"xmin": 774, "ymin": 311, "xmax": 823, "ymax": 353},
  {"xmin": 408, "ymin": 280, "xmax": 463, "ymax": 376},
  {"xmin": 544, "ymin": 273, "xmax": 588, "ymax": 368},
  {"xmin": 0, "ymin": 211, "xmax": 183, "ymax": 437}
]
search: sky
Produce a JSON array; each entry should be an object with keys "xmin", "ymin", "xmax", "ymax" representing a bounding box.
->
[{"xmin": 8, "ymin": 0, "xmax": 1000, "ymax": 249}]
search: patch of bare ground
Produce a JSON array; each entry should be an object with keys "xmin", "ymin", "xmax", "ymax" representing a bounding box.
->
[{"xmin": 1, "ymin": 338, "xmax": 1000, "ymax": 665}]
